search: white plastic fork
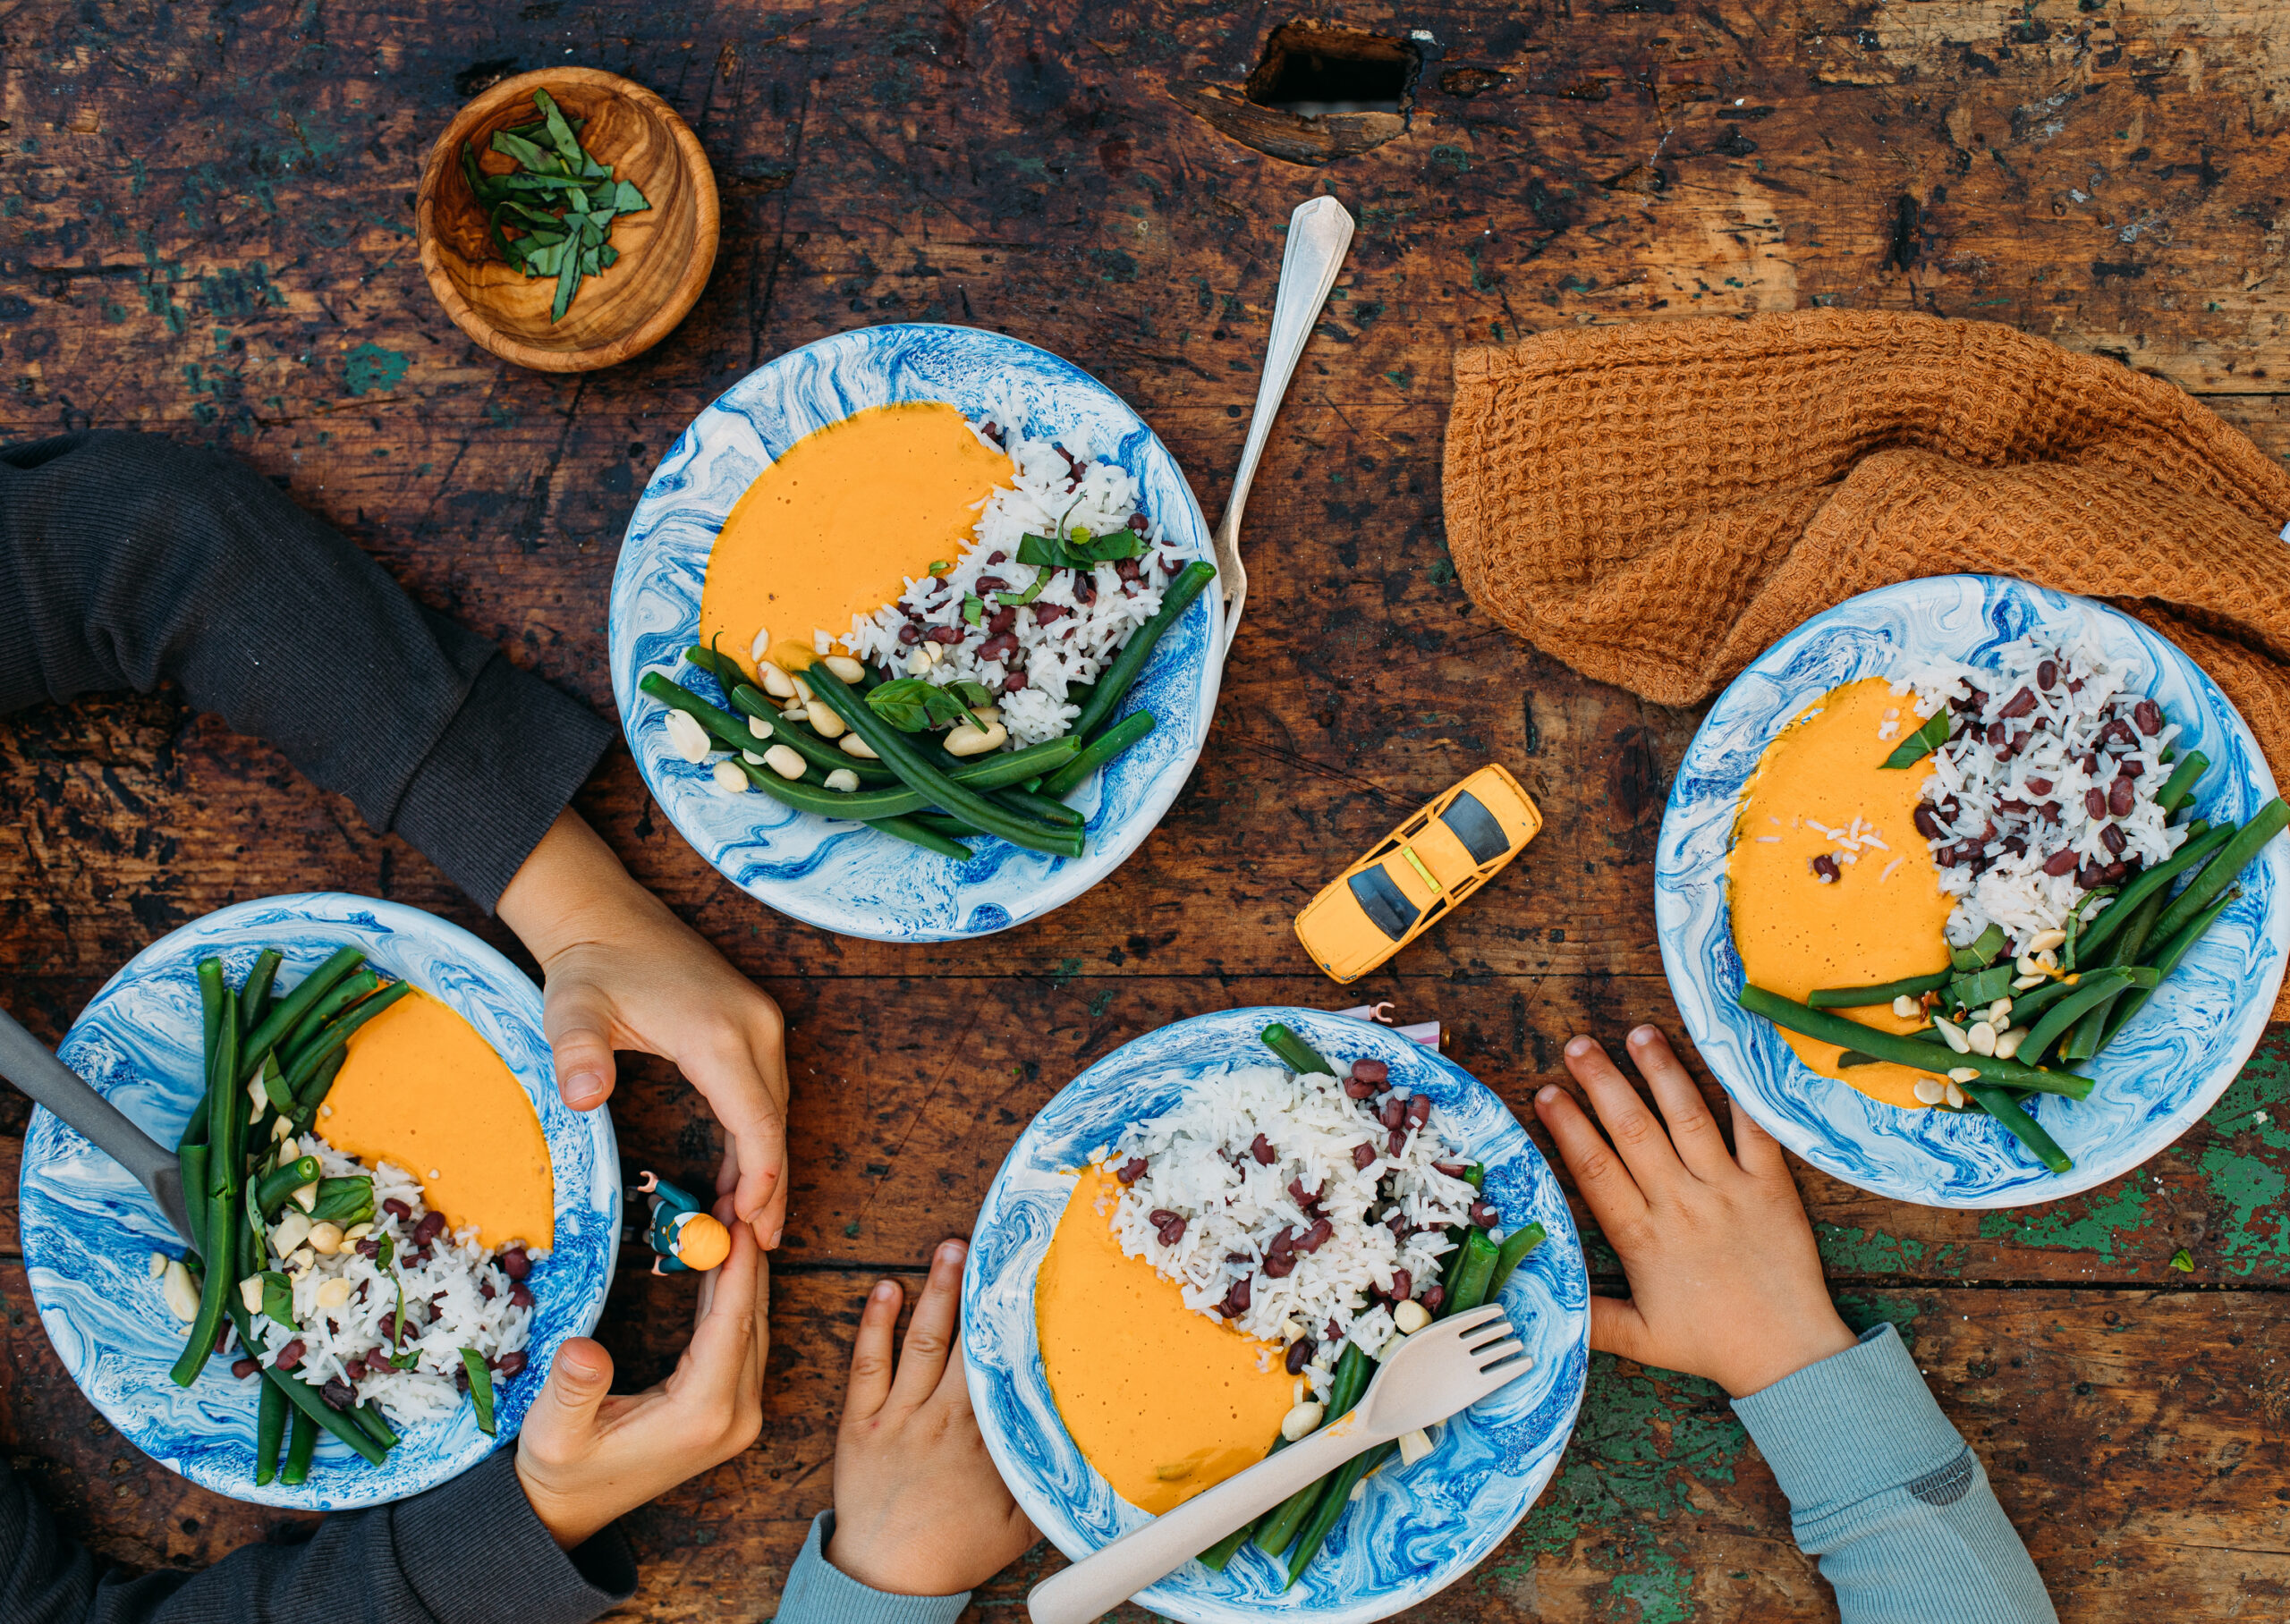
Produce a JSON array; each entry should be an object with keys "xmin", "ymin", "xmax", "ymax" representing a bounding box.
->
[{"xmin": 1025, "ymin": 1305, "xmax": 1531, "ymax": 1624}]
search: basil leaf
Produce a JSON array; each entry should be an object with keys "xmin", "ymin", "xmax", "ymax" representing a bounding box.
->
[
  {"xmin": 865, "ymin": 679, "xmax": 938, "ymax": 732},
  {"xmin": 260, "ymin": 1271, "xmax": 295, "ymax": 1329},
  {"xmin": 962, "ymin": 596, "xmax": 986, "ymax": 627},
  {"xmin": 949, "ymin": 679, "xmax": 996, "ymax": 708},
  {"xmin": 533, "ymin": 88, "xmax": 586, "ymax": 170},
  {"xmin": 995, "ymin": 574, "xmax": 1047, "ymax": 607},
  {"xmin": 489, "ymin": 128, "xmax": 563, "ymax": 173},
  {"xmin": 461, "ymin": 1349, "xmax": 497, "ymax": 1435}
]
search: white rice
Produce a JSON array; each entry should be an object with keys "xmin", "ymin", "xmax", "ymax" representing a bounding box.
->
[
  {"xmin": 1889, "ymin": 636, "xmax": 2187, "ymax": 952},
  {"xmin": 839, "ymin": 410, "xmax": 1197, "ymax": 748},
  {"xmin": 250, "ymin": 1138, "xmax": 532, "ymax": 1427},
  {"xmin": 1102, "ymin": 1060, "xmax": 1487, "ymax": 1403}
]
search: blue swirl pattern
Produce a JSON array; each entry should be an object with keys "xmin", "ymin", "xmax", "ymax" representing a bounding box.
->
[
  {"xmin": 606, "ymin": 323, "xmax": 1222, "ymax": 942},
  {"xmin": 19, "ymin": 893, "xmax": 622, "ymax": 1509},
  {"xmin": 963, "ymin": 1007, "xmax": 1590, "ymax": 1622},
  {"xmin": 1656, "ymin": 577, "xmax": 2289, "ymax": 1206}
]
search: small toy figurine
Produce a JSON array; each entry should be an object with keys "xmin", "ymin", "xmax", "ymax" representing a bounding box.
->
[
  {"xmin": 636, "ymin": 1171, "xmax": 731, "ymax": 1275},
  {"xmin": 1293, "ymin": 763, "xmax": 1542, "ymax": 984}
]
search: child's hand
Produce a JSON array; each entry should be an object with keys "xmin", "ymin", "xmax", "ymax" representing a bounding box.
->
[
  {"xmin": 514, "ymin": 1201, "xmax": 769, "ymax": 1549},
  {"xmin": 1533, "ymin": 1026, "xmax": 1856, "ymax": 1398},
  {"xmin": 827, "ymin": 1239, "xmax": 1036, "ymax": 1595},
  {"xmin": 498, "ymin": 812, "xmax": 792, "ymax": 1246}
]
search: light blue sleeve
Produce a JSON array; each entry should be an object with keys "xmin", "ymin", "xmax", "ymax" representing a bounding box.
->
[
  {"xmin": 773, "ymin": 1510, "xmax": 971, "ymax": 1624},
  {"xmin": 1731, "ymin": 1324, "xmax": 2056, "ymax": 1624}
]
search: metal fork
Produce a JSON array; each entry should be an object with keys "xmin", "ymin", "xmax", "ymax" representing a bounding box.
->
[
  {"xmin": 0, "ymin": 1005, "xmax": 194, "ymax": 1245},
  {"xmin": 1026, "ymin": 1305, "xmax": 1531, "ymax": 1623}
]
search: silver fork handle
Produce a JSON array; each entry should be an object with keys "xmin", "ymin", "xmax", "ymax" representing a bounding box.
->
[
  {"xmin": 1026, "ymin": 1413, "xmax": 1384, "ymax": 1624},
  {"xmin": 1212, "ymin": 194, "xmax": 1355, "ymax": 649}
]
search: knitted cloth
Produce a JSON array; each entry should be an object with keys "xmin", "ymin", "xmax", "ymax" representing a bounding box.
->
[{"xmin": 1443, "ymin": 309, "xmax": 2290, "ymax": 1019}]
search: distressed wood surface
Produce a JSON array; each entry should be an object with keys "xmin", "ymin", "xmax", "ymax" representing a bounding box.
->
[{"xmin": 3, "ymin": 0, "xmax": 2288, "ymax": 1619}]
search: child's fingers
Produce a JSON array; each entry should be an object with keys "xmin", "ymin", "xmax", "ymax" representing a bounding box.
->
[
  {"xmin": 678, "ymin": 1036, "xmax": 789, "ymax": 1248},
  {"xmin": 1625, "ymin": 1027, "xmax": 1732, "ymax": 1185},
  {"xmin": 890, "ymin": 1239, "xmax": 967, "ymax": 1414},
  {"xmin": 544, "ymin": 979, "xmax": 619, "ymax": 1112},
  {"xmin": 522, "ymin": 1336, "xmax": 613, "ymax": 1463},
  {"xmin": 1533, "ymin": 1082, "xmax": 1650, "ymax": 1238},
  {"xmin": 1728, "ymin": 1096, "xmax": 1788, "ymax": 1180},
  {"xmin": 1563, "ymin": 1036, "xmax": 1685, "ymax": 1197},
  {"xmin": 1586, "ymin": 1295, "xmax": 1658, "ymax": 1366},
  {"xmin": 844, "ymin": 1277, "xmax": 904, "ymax": 1425}
]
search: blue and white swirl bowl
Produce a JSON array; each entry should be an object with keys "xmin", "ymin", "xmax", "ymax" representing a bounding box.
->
[
  {"xmin": 608, "ymin": 323, "xmax": 1222, "ymax": 943},
  {"xmin": 964, "ymin": 1006, "xmax": 1590, "ymax": 1623},
  {"xmin": 19, "ymin": 893, "xmax": 621, "ymax": 1509},
  {"xmin": 1657, "ymin": 576, "xmax": 2290, "ymax": 1208}
]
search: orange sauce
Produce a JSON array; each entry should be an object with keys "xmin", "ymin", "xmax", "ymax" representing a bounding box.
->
[
  {"xmin": 317, "ymin": 990, "xmax": 553, "ymax": 1249},
  {"xmin": 1728, "ymin": 678, "xmax": 1956, "ymax": 1109},
  {"xmin": 1035, "ymin": 1163, "xmax": 1294, "ymax": 1514},
  {"xmin": 699, "ymin": 402, "xmax": 1013, "ymax": 675}
]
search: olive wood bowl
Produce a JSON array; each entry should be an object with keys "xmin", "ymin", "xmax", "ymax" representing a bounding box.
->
[{"xmin": 416, "ymin": 67, "xmax": 717, "ymax": 373}]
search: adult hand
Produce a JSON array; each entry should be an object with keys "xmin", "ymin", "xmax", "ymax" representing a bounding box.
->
[
  {"xmin": 498, "ymin": 811, "xmax": 792, "ymax": 1246},
  {"xmin": 827, "ymin": 1239, "xmax": 1036, "ymax": 1595},
  {"xmin": 1533, "ymin": 1025, "xmax": 1856, "ymax": 1398},
  {"xmin": 514, "ymin": 1200, "xmax": 769, "ymax": 1549}
]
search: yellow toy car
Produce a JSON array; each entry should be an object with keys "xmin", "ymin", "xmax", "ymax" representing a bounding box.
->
[{"xmin": 1294, "ymin": 764, "xmax": 1542, "ymax": 983}]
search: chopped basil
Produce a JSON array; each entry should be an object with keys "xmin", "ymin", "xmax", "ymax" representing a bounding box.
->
[
  {"xmin": 460, "ymin": 88, "xmax": 649, "ymax": 322},
  {"xmin": 1015, "ymin": 527, "xmax": 1149, "ymax": 569},
  {"xmin": 962, "ymin": 595, "xmax": 987, "ymax": 627},
  {"xmin": 866, "ymin": 679, "xmax": 974, "ymax": 733},
  {"xmin": 461, "ymin": 1349, "xmax": 497, "ymax": 1435},
  {"xmin": 259, "ymin": 1271, "xmax": 295, "ymax": 1330}
]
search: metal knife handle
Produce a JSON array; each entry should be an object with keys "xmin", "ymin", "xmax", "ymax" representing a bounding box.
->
[{"xmin": 0, "ymin": 1004, "xmax": 191, "ymax": 1243}]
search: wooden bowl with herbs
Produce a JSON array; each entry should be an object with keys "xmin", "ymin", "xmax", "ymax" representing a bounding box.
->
[{"xmin": 416, "ymin": 68, "xmax": 717, "ymax": 373}]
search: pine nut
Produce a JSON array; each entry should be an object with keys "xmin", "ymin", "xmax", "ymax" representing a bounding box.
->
[
  {"xmin": 783, "ymin": 699, "xmax": 807, "ymax": 718},
  {"xmin": 805, "ymin": 700, "xmax": 845, "ymax": 738},
  {"xmin": 763, "ymin": 745, "xmax": 807, "ymax": 781},
  {"xmin": 1392, "ymin": 1299, "xmax": 1431, "ymax": 1334},
  {"xmin": 315, "ymin": 1277, "xmax": 353, "ymax": 1309},
  {"xmin": 944, "ymin": 721, "xmax": 1008, "ymax": 757},
  {"xmin": 1913, "ymin": 1078, "xmax": 1946, "ymax": 1104},
  {"xmin": 344, "ymin": 1222, "xmax": 374, "ymax": 1241},
  {"xmin": 791, "ymin": 672, "xmax": 815, "ymax": 704},
  {"xmin": 272, "ymin": 1210, "xmax": 312, "ymax": 1253},
  {"xmin": 2035, "ymin": 949, "xmax": 2059, "ymax": 970},
  {"xmin": 1932, "ymin": 1015, "xmax": 1971, "ymax": 1053},
  {"xmin": 742, "ymin": 750, "xmax": 766, "ymax": 765},
  {"xmin": 147, "ymin": 1251, "xmax": 168, "ymax": 1278},
  {"xmin": 1994, "ymin": 1028, "xmax": 2025, "ymax": 1059},
  {"xmin": 747, "ymin": 714, "xmax": 772, "ymax": 740},
  {"xmin": 970, "ymin": 704, "xmax": 1002, "ymax": 725},
  {"xmin": 1396, "ymin": 1426, "xmax": 1434, "ymax": 1467},
  {"xmin": 1944, "ymin": 1080, "xmax": 1968, "ymax": 1108},
  {"xmin": 161, "ymin": 1261, "xmax": 200, "ymax": 1322},
  {"xmin": 839, "ymin": 732, "xmax": 878, "ymax": 759},
  {"xmin": 239, "ymin": 1274, "xmax": 265, "ymax": 1314},
  {"xmin": 663, "ymin": 708, "xmax": 712, "ymax": 764},
  {"xmin": 1987, "ymin": 998, "xmax": 2013, "ymax": 1026},
  {"xmin": 822, "ymin": 655, "xmax": 866, "ymax": 683},
  {"xmin": 2015, "ymin": 953, "xmax": 2041, "ymax": 977},
  {"xmin": 246, "ymin": 1074, "xmax": 267, "ymax": 1113},
  {"xmin": 750, "ymin": 624, "xmax": 773, "ymax": 662},
  {"xmin": 712, "ymin": 760, "xmax": 748, "ymax": 793},
  {"xmin": 923, "ymin": 640, "xmax": 946, "ymax": 666},
  {"xmin": 307, "ymin": 1222, "xmax": 345, "ymax": 1256},
  {"xmin": 759, "ymin": 663, "xmax": 797, "ymax": 698},
  {"xmin": 2027, "ymin": 927, "xmax": 2068, "ymax": 952},
  {"xmin": 823, "ymin": 768, "xmax": 861, "ymax": 792},
  {"xmin": 291, "ymin": 1183, "xmax": 318, "ymax": 1213},
  {"xmin": 1947, "ymin": 1067, "xmax": 1980, "ymax": 1084},
  {"xmin": 1280, "ymin": 1400, "xmax": 1325, "ymax": 1442},
  {"xmin": 271, "ymin": 1114, "xmax": 295, "ymax": 1142},
  {"xmin": 1892, "ymin": 994, "xmax": 1921, "ymax": 1018},
  {"xmin": 813, "ymin": 629, "xmax": 833, "ymax": 656},
  {"xmin": 904, "ymin": 649, "xmax": 932, "ymax": 676},
  {"xmin": 1967, "ymin": 1021, "xmax": 1997, "ymax": 1056},
  {"xmin": 2012, "ymin": 973, "xmax": 2047, "ymax": 991}
]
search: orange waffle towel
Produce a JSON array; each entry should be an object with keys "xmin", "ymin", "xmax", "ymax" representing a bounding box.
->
[{"xmin": 1443, "ymin": 309, "xmax": 2290, "ymax": 1018}]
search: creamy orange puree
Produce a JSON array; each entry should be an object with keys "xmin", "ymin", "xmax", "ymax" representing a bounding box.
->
[
  {"xmin": 318, "ymin": 990, "xmax": 553, "ymax": 1250},
  {"xmin": 1036, "ymin": 1164, "xmax": 1293, "ymax": 1514},
  {"xmin": 700, "ymin": 402, "xmax": 1014, "ymax": 675},
  {"xmin": 1728, "ymin": 678, "xmax": 1956, "ymax": 1110}
]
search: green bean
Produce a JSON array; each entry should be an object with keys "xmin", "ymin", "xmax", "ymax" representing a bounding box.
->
[
  {"xmin": 2065, "ymin": 886, "xmax": 2171, "ymax": 1059},
  {"xmin": 727, "ymin": 682, "xmax": 898, "ymax": 783},
  {"xmin": 1958, "ymin": 1082, "xmax": 2072, "ymax": 1173},
  {"xmin": 1199, "ymin": 1521, "xmax": 1257, "ymax": 1572},
  {"xmin": 2017, "ymin": 968, "xmax": 2159, "ymax": 1062},
  {"xmin": 176, "ymin": 1144, "xmax": 210, "ymax": 1262},
  {"xmin": 1462, "ymin": 1163, "xmax": 1485, "ymax": 1190},
  {"xmin": 1039, "ymin": 709, "xmax": 1157, "ymax": 800},
  {"xmin": 1069, "ymin": 560, "xmax": 1216, "ymax": 742},
  {"xmin": 2103, "ymin": 885, "xmax": 2243, "ymax": 1045},
  {"xmin": 168, "ymin": 1184, "xmax": 237, "ymax": 1386},
  {"xmin": 807, "ymin": 665, "xmax": 1082, "ymax": 855},
  {"xmin": 254, "ymin": 1377, "xmax": 289, "ymax": 1486},
  {"xmin": 2003, "ymin": 978, "xmax": 2077, "ymax": 1025},
  {"xmin": 264, "ymin": 1366, "xmax": 386, "ymax": 1466},
  {"xmin": 1806, "ymin": 969, "xmax": 1951, "ymax": 1010},
  {"xmin": 683, "ymin": 641, "xmax": 749, "ymax": 693},
  {"xmin": 910, "ymin": 811, "xmax": 985, "ymax": 840},
  {"xmin": 290, "ymin": 1048, "xmax": 349, "ymax": 1135},
  {"xmin": 1950, "ymin": 922, "xmax": 2007, "ymax": 971},
  {"xmin": 182, "ymin": 960, "xmax": 228, "ymax": 1152},
  {"xmin": 1487, "ymin": 1222, "xmax": 1548, "ymax": 1301},
  {"xmin": 277, "ymin": 970, "xmax": 383, "ymax": 1074},
  {"xmin": 1284, "ymin": 1442, "xmax": 1398, "ymax": 1589},
  {"xmin": 2155, "ymin": 749, "xmax": 2209, "ymax": 816},
  {"xmin": 237, "ymin": 946, "xmax": 365, "ymax": 1084},
  {"xmin": 354, "ymin": 1403, "xmax": 399, "ymax": 1450},
  {"xmin": 1255, "ymin": 1347, "xmax": 1371, "ymax": 1555},
  {"xmin": 257, "ymin": 1156, "xmax": 323, "ymax": 1218},
  {"xmin": 2150, "ymin": 798, "xmax": 2289, "ymax": 946},
  {"xmin": 993, "ymin": 785, "xmax": 1085, "ymax": 828},
  {"xmin": 1447, "ymin": 1229, "xmax": 1500, "ymax": 1314},
  {"xmin": 1879, "ymin": 708, "xmax": 1952, "ymax": 768},
  {"xmin": 240, "ymin": 950, "xmax": 282, "ymax": 1039},
  {"xmin": 1737, "ymin": 985, "xmax": 2093, "ymax": 1097},
  {"xmin": 208, "ymin": 990, "xmax": 243, "ymax": 1197},
  {"xmin": 285, "ymin": 980, "xmax": 411, "ymax": 1093},
  {"xmin": 1259, "ymin": 1021, "xmax": 1335, "ymax": 1076},
  {"xmin": 258, "ymin": 1053, "xmax": 296, "ymax": 1117},
  {"xmin": 278, "ymin": 1408, "xmax": 318, "ymax": 1486},
  {"xmin": 866, "ymin": 814, "xmax": 974, "ymax": 860},
  {"xmin": 2075, "ymin": 824, "xmax": 2232, "ymax": 956}
]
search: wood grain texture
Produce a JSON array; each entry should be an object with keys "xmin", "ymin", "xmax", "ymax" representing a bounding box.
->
[{"xmin": 4, "ymin": 0, "xmax": 2289, "ymax": 1617}]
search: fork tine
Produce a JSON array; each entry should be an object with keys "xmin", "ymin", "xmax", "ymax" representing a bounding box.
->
[
  {"xmin": 1442, "ymin": 1303, "xmax": 1507, "ymax": 1337},
  {"xmin": 1461, "ymin": 1319, "xmax": 1518, "ymax": 1353},
  {"xmin": 1470, "ymin": 1338, "xmax": 1525, "ymax": 1367}
]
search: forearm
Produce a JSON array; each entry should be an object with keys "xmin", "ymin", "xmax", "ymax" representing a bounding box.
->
[
  {"xmin": 0, "ymin": 1450, "xmax": 634, "ymax": 1624},
  {"xmin": 1733, "ymin": 1324, "xmax": 2057, "ymax": 1624},
  {"xmin": 778, "ymin": 1511, "xmax": 970, "ymax": 1624},
  {"xmin": 0, "ymin": 431, "xmax": 612, "ymax": 908}
]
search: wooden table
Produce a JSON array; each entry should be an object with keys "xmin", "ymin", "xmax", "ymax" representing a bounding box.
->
[{"xmin": 4, "ymin": 3, "xmax": 2286, "ymax": 1618}]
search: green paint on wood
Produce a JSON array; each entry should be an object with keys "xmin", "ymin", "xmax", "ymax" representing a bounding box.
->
[
  {"xmin": 344, "ymin": 343, "xmax": 409, "ymax": 397},
  {"xmin": 2194, "ymin": 1040, "xmax": 2290, "ymax": 1273},
  {"xmin": 1977, "ymin": 1179, "xmax": 2149, "ymax": 1257},
  {"xmin": 1836, "ymin": 1292, "xmax": 1921, "ymax": 1351},
  {"xmin": 1816, "ymin": 1222, "xmax": 1963, "ymax": 1274}
]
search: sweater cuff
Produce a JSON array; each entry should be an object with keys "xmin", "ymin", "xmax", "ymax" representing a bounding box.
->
[
  {"xmin": 778, "ymin": 1510, "xmax": 971, "ymax": 1624},
  {"xmin": 1732, "ymin": 1324, "xmax": 1967, "ymax": 1515},
  {"xmin": 392, "ymin": 1449, "xmax": 637, "ymax": 1624},
  {"xmin": 388, "ymin": 648, "xmax": 615, "ymax": 912}
]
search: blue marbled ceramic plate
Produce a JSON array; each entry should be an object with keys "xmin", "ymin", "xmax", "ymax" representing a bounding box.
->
[
  {"xmin": 1657, "ymin": 576, "xmax": 2290, "ymax": 1207},
  {"xmin": 964, "ymin": 1007, "xmax": 1590, "ymax": 1624},
  {"xmin": 607, "ymin": 323, "xmax": 1221, "ymax": 942},
  {"xmin": 20, "ymin": 893, "xmax": 622, "ymax": 1509}
]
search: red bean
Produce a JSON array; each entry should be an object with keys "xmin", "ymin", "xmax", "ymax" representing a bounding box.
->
[
  {"xmin": 2043, "ymin": 849, "xmax": 2081, "ymax": 876},
  {"xmin": 231, "ymin": 1358, "xmax": 259, "ymax": 1379},
  {"xmin": 321, "ymin": 1377, "xmax": 356, "ymax": 1410},
  {"xmin": 510, "ymin": 1283, "xmax": 533, "ymax": 1307},
  {"xmin": 978, "ymin": 632, "xmax": 1018, "ymax": 662},
  {"xmin": 987, "ymin": 606, "xmax": 1016, "ymax": 636},
  {"xmin": 2037, "ymin": 659, "xmax": 2057, "ymax": 690},
  {"xmin": 2084, "ymin": 787, "xmax": 2109, "ymax": 819},
  {"xmin": 2024, "ymin": 776, "xmax": 2053, "ymax": 796},
  {"xmin": 1149, "ymin": 1208, "xmax": 1181, "ymax": 1228},
  {"xmin": 1406, "ymin": 1094, "xmax": 1433, "ymax": 1129},
  {"xmin": 1217, "ymin": 1277, "xmax": 1251, "ymax": 1318},
  {"xmin": 897, "ymin": 621, "xmax": 921, "ymax": 645},
  {"xmin": 1250, "ymin": 1133, "xmax": 1276, "ymax": 1165},
  {"xmin": 1343, "ymin": 1077, "xmax": 1378, "ymax": 1100},
  {"xmin": 1351, "ymin": 1058, "xmax": 1389, "ymax": 1088},
  {"xmin": 1468, "ymin": 1201, "xmax": 1500, "ymax": 1229},
  {"xmin": 496, "ymin": 1350, "xmax": 528, "ymax": 1378},
  {"xmin": 1998, "ymin": 687, "xmax": 2037, "ymax": 719},
  {"xmin": 2134, "ymin": 698, "xmax": 2164, "ymax": 736},
  {"xmin": 1352, "ymin": 1142, "xmax": 1378, "ymax": 1171},
  {"xmin": 1031, "ymin": 603, "xmax": 1069, "ymax": 625},
  {"xmin": 1811, "ymin": 853, "xmax": 1840, "ymax": 883},
  {"xmin": 355, "ymin": 1236, "xmax": 381, "ymax": 1258},
  {"xmin": 975, "ymin": 575, "xmax": 1008, "ymax": 594},
  {"xmin": 1285, "ymin": 1337, "xmax": 1317, "ymax": 1374},
  {"xmin": 1913, "ymin": 805, "xmax": 1942, "ymax": 839},
  {"xmin": 274, "ymin": 1340, "xmax": 306, "ymax": 1371},
  {"xmin": 1378, "ymin": 1095, "xmax": 1405, "ymax": 1130},
  {"xmin": 1117, "ymin": 1157, "xmax": 1149, "ymax": 1185},
  {"xmin": 1387, "ymin": 1128, "xmax": 1406, "ymax": 1155},
  {"xmin": 1288, "ymin": 1177, "xmax": 1322, "ymax": 1210},
  {"xmin": 1388, "ymin": 1269, "xmax": 1412, "ymax": 1302},
  {"xmin": 2040, "ymin": 801, "xmax": 2064, "ymax": 825},
  {"xmin": 1262, "ymin": 1251, "xmax": 1296, "ymax": 1280},
  {"xmin": 1296, "ymin": 1218, "xmax": 1335, "ymax": 1254},
  {"xmin": 2108, "ymin": 775, "xmax": 2135, "ymax": 816},
  {"xmin": 411, "ymin": 1211, "xmax": 446, "ymax": 1247},
  {"xmin": 2077, "ymin": 859, "xmax": 2107, "ymax": 890},
  {"xmin": 2100, "ymin": 824, "xmax": 2127, "ymax": 856},
  {"xmin": 928, "ymin": 624, "xmax": 964, "ymax": 645},
  {"xmin": 1001, "ymin": 671, "xmax": 1029, "ymax": 694},
  {"xmin": 501, "ymin": 1248, "xmax": 530, "ymax": 1281},
  {"xmin": 1419, "ymin": 1284, "xmax": 1446, "ymax": 1313},
  {"xmin": 382, "ymin": 1198, "xmax": 412, "ymax": 1220}
]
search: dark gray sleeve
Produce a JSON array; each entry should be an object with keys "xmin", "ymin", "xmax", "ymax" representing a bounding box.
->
[
  {"xmin": 0, "ymin": 1449, "xmax": 636, "ymax": 1624},
  {"xmin": 0, "ymin": 431, "xmax": 615, "ymax": 910}
]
